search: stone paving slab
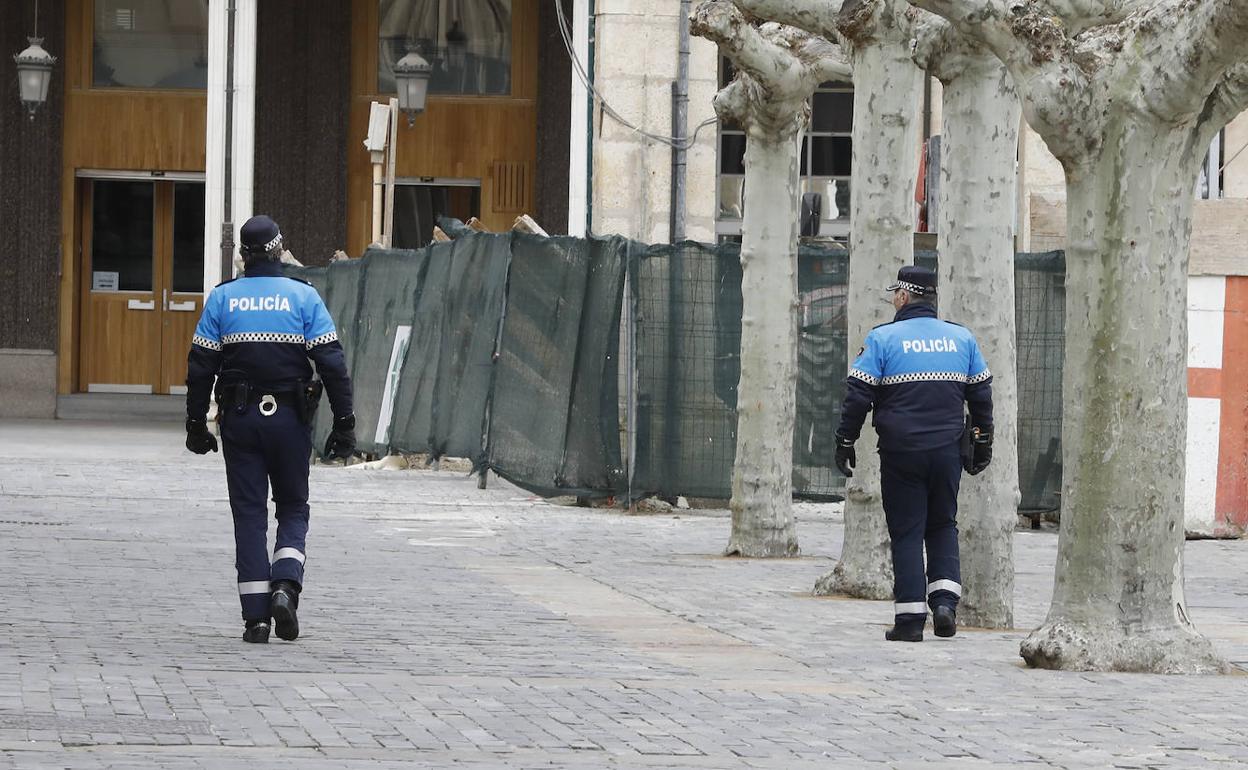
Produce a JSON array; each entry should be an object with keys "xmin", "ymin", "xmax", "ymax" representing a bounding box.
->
[{"xmin": 2, "ymin": 419, "xmax": 1248, "ymax": 768}]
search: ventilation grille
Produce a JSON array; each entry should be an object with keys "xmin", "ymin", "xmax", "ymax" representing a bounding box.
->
[{"xmin": 491, "ymin": 161, "xmax": 530, "ymax": 213}]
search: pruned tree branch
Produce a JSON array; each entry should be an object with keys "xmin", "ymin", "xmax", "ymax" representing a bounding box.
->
[
  {"xmin": 837, "ymin": 0, "xmax": 916, "ymax": 46},
  {"xmin": 693, "ymin": 0, "xmax": 851, "ymax": 134},
  {"xmin": 692, "ymin": 1, "xmax": 808, "ymax": 100},
  {"xmin": 909, "ymin": 0, "xmax": 1078, "ymax": 89},
  {"xmin": 792, "ymin": 30, "xmax": 855, "ymax": 81},
  {"xmin": 1144, "ymin": 0, "xmax": 1248, "ymax": 119},
  {"xmin": 731, "ymin": 0, "xmax": 845, "ymax": 39},
  {"xmin": 1033, "ymin": 0, "xmax": 1151, "ymax": 33},
  {"xmin": 908, "ymin": 0, "xmax": 1097, "ymax": 162},
  {"xmin": 1211, "ymin": 61, "xmax": 1248, "ymax": 127},
  {"xmin": 911, "ymin": 13, "xmax": 978, "ymax": 79},
  {"xmin": 1186, "ymin": 61, "xmax": 1248, "ymax": 168}
]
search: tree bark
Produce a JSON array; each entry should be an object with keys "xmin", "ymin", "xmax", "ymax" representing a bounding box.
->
[
  {"xmin": 934, "ymin": 55, "xmax": 1020, "ymax": 629},
  {"xmin": 726, "ymin": 132, "xmax": 804, "ymax": 557},
  {"xmin": 692, "ymin": 0, "xmax": 850, "ymax": 558},
  {"xmin": 1019, "ymin": 125, "xmax": 1227, "ymax": 673},
  {"xmin": 814, "ymin": 31, "xmax": 921, "ymax": 598},
  {"xmin": 906, "ymin": 0, "xmax": 1246, "ymax": 675}
]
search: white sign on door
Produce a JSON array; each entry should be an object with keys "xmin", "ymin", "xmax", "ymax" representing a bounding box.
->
[{"xmin": 92, "ymin": 271, "xmax": 120, "ymax": 291}]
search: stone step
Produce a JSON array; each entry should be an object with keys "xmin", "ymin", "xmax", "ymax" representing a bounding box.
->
[{"xmin": 56, "ymin": 393, "xmax": 185, "ymax": 422}]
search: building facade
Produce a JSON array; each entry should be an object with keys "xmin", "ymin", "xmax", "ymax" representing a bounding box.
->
[
  {"xmin": 3, "ymin": 1, "xmax": 1248, "ymax": 532},
  {"xmin": 1, "ymin": 0, "xmax": 572, "ymax": 413}
]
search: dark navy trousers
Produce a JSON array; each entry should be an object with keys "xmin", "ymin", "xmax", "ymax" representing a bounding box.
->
[
  {"xmin": 220, "ymin": 401, "xmax": 312, "ymax": 621},
  {"xmin": 879, "ymin": 442, "xmax": 963, "ymax": 621}
]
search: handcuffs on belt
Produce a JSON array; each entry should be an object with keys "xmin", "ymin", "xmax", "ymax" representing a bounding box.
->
[{"xmin": 258, "ymin": 394, "xmax": 278, "ymax": 417}]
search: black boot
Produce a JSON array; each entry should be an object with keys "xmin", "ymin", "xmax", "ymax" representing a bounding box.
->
[
  {"xmin": 243, "ymin": 619, "xmax": 270, "ymax": 644},
  {"xmin": 271, "ymin": 580, "xmax": 300, "ymax": 641},
  {"xmin": 885, "ymin": 617, "xmax": 924, "ymax": 642},
  {"xmin": 933, "ymin": 605, "xmax": 957, "ymax": 638}
]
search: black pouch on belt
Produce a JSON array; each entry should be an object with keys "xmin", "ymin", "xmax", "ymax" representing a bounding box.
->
[
  {"xmin": 214, "ymin": 371, "xmax": 251, "ymax": 417},
  {"xmin": 295, "ymin": 380, "xmax": 324, "ymax": 425},
  {"xmin": 960, "ymin": 414, "xmax": 974, "ymax": 473}
]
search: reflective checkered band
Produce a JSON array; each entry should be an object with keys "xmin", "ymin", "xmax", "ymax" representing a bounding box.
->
[
  {"xmin": 305, "ymin": 331, "xmax": 338, "ymax": 349},
  {"xmin": 927, "ymin": 579, "xmax": 962, "ymax": 597},
  {"xmin": 880, "ymin": 371, "xmax": 971, "ymax": 386},
  {"xmin": 262, "ymin": 233, "xmax": 283, "ymax": 252},
  {"xmin": 192, "ymin": 335, "xmax": 222, "ymax": 351},
  {"xmin": 968, "ymin": 369, "xmax": 993, "ymax": 385},
  {"xmin": 894, "ymin": 280, "xmax": 929, "ymax": 295},
  {"xmin": 849, "ymin": 368, "xmax": 880, "ymax": 386},
  {"xmin": 220, "ymin": 332, "xmax": 305, "ymax": 346}
]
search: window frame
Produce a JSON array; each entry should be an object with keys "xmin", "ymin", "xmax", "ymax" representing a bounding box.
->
[
  {"xmin": 88, "ymin": 0, "xmax": 210, "ymax": 92},
  {"xmin": 715, "ymin": 65, "xmax": 853, "ymax": 242},
  {"xmin": 376, "ymin": 0, "xmax": 517, "ymax": 100}
]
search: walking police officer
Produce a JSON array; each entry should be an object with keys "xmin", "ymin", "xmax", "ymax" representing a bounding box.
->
[
  {"xmin": 184, "ymin": 215, "xmax": 357, "ymax": 643},
  {"xmin": 834, "ymin": 266, "xmax": 993, "ymax": 642}
]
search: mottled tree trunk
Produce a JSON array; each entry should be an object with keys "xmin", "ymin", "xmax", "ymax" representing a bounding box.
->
[
  {"xmin": 935, "ymin": 56, "xmax": 1020, "ymax": 629},
  {"xmin": 1020, "ymin": 126, "xmax": 1227, "ymax": 673},
  {"xmin": 903, "ymin": 0, "xmax": 1247, "ymax": 671},
  {"xmin": 691, "ymin": 0, "xmax": 850, "ymax": 557},
  {"xmin": 814, "ymin": 38, "xmax": 921, "ymax": 598},
  {"xmin": 726, "ymin": 133, "xmax": 803, "ymax": 557}
]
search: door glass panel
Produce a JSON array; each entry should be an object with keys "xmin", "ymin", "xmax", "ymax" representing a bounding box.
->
[
  {"xmin": 392, "ymin": 184, "xmax": 481, "ymax": 249},
  {"xmin": 93, "ymin": 0, "xmax": 209, "ymax": 89},
  {"xmin": 718, "ymin": 176, "xmax": 744, "ymax": 221},
  {"xmin": 811, "ymin": 91, "xmax": 853, "ymax": 133},
  {"xmin": 379, "ymin": 0, "xmax": 513, "ymax": 96},
  {"xmin": 719, "ymin": 134, "xmax": 746, "ymax": 175},
  {"xmin": 172, "ymin": 183, "xmax": 205, "ymax": 293},
  {"xmin": 92, "ymin": 180, "xmax": 154, "ymax": 292},
  {"xmin": 810, "ymin": 136, "xmax": 852, "ymax": 176}
]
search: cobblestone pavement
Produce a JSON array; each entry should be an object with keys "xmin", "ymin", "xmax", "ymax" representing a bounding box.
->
[{"xmin": 3, "ymin": 419, "xmax": 1248, "ymax": 769}]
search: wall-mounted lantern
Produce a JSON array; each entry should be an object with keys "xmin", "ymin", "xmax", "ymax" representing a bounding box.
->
[
  {"xmin": 14, "ymin": 36, "xmax": 55, "ymax": 120},
  {"xmin": 393, "ymin": 46, "xmax": 432, "ymax": 127}
]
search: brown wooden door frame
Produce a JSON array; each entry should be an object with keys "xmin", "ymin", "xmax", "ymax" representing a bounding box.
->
[
  {"xmin": 75, "ymin": 178, "xmax": 93, "ymax": 393},
  {"xmin": 76, "ymin": 176, "xmax": 205, "ymax": 395},
  {"xmin": 76, "ymin": 176, "xmax": 162, "ymax": 393},
  {"xmin": 157, "ymin": 182, "xmax": 205, "ymax": 395},
  {"xmin": 153, "ymin": 181, "xmax": 175, "ymax": 395}
]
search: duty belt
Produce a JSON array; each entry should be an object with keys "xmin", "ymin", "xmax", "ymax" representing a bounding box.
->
[{"xmin": 215, "ymin": 378, "xmax": 320, "ymax": 423}]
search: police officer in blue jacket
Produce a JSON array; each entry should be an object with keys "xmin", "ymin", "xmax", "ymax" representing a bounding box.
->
[
  {"xmin": 184, "ymin": 215, "xmax": 356, "ymax": 643},
  {"xmin": 835, "ymin": 266, "xmax": 993, "ymax": 642}
]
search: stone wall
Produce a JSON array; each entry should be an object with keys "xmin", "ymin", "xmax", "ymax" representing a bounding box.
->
[
  {"xmin": 590, "ymin": 0, "xmax": 717, "ymax": 243},
  {"xmin": 0, "ymin": 0, "xmax": 65, "ymax": 352},
  {"xmin": 253, "ymin": 0, "xmax": 351, "ymax": 266}
]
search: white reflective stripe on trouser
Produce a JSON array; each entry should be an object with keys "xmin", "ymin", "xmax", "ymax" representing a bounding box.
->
[
  {"xmin": 238, "ymin": 581, "xmax": 272, "ymax": 595},
  {"xmin": 894, "ymin": 602, "xmax": 928, "ymax": 615},
  {"xmin": 927, "ymin": 579, "xmax": 962, "ymax": 597},
  {"xmin": 273, "ymin": 547, "xmax": 306, "ymax": 565}
]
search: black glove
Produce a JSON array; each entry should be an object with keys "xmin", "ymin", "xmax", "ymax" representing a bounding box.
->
[
  {"xmin": 968, "ymin": 430, "xmax": 993, "ymax": 476},
  {"xmin": 185, "ymin": 418, "xmax": 218, "ymax": 455},
  {"xmin": 324, "ymin": 414, "xmax": 356, "ymax": 460},
  {"xmin": 834, "ymin": 434, "xmax": 856, "ymax": 477}
]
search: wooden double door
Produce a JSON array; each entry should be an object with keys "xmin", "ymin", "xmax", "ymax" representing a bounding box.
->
[{"xmin": 78, "ymin": 177, "xmax": 206, "ymax": 395}]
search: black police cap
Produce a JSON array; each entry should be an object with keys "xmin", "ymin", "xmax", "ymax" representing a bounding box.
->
[
  {"xmin": 886, "ymin": 265, "xmax": 937, "ymax": 296},
  {"xmin": 239, "ymin": 215, "xmax": 282, "ymax": 255}
]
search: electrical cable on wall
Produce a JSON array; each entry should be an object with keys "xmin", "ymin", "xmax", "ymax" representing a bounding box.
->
[
  {"xmin": 554, "ymin": 0, "xmax": 717, "ymax": 151},
  {"xmin": 1220, "ymin": 139, "xmax": 1248, "ymax": 175}
]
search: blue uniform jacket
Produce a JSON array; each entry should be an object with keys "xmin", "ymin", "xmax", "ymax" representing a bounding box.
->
[
  {"xmin": 186, "ymin": 260, "xmax": 353, "ymax": 421},
  {"xmin": 837, "ymin": 302, "xmax": 993, "ymax": 452}
]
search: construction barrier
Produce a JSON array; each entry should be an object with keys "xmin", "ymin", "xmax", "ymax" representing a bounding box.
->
[{"xmin": 288, "ymin": 232, "xmax": 1064, "ymax": 511}]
